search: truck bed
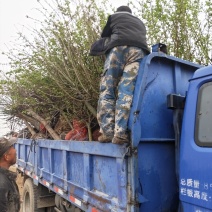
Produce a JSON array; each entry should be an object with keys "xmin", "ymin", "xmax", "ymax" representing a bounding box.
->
[{"xmin": 16, "ymin": 139, "xmax": 129, "ymax": 211}]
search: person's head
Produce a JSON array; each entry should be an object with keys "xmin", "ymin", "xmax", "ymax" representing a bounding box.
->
[
  {"xmin": 116, "ymin": 6, "xmax": 132, "ymax": 14},
  {"xmin": 0, "ymin": 137, "xmax": 17, "ymax": 169}
]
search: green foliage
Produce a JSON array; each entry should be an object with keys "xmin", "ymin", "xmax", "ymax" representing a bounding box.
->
[
  {"xmin": 0, "ymin": 0, "xmax": 109, "ymax": 127},
  {"xmin": 0, "ymin": 0, "xmax": 211, "ymax": 133},
  {"xmin": 135, "ymin": 0, "xmax": 212, "ymax": 64}
]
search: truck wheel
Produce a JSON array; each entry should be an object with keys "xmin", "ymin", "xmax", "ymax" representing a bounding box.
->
[
  {"xmin": 55, "ymin": 194, "xmax": 82, "ymax": 212},
  {"xmin": 22, "ymin": 178, "xmax": 44, "ymax": 212}
]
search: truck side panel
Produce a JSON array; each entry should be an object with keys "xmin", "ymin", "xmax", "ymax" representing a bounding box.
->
[{"xmin": 16, "ymin": 139, "xmax": 129, "ymax": 211}]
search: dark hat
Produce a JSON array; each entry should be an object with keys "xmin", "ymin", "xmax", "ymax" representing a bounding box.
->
[
  {"xmin": 0, "ymin": 137, "xmax": 17, "ymax": 158},
  {"xmin": 116, "ymin": 6, "xmax": 132, "ymax": 14}
]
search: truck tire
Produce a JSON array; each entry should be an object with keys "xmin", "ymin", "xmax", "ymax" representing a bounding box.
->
[{"xmin": 22, "ymin": 178, "xmax": 44, "ymax": 212}]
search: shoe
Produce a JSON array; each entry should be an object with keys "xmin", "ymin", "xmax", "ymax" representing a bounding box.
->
[
  {"xmin": 98, "ymin": 135, "xmax": 112, "ymax": 143},
  {"xmin": 112, "ymin": 136, "xmax": 129, "ymax": 144}
]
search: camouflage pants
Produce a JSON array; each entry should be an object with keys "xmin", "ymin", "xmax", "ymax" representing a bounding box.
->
[{"xmin": 97, "ymin": 46, "xmax": 145, "ymax": 139}]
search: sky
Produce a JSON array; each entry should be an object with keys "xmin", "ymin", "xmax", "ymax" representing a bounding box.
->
[
  {"xmin": 0, "ymin": 0, "xmax": 40, "ymax": 65},
  {"xmin": 0, "ymin": 0, "xmax": 129, "ymax": 135},
  {"xmin": 0, "ymin": 0, "xmax": 42, "ymax": 136}
]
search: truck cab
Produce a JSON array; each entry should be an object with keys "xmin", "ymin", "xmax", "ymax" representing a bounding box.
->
[{"xmin": 179, "ymin": 65, "xmax": 212, "ymax": 211}]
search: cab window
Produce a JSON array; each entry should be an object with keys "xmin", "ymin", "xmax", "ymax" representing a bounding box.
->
[{"xmin": 195, "ymin": 82, "xmax": 212, "ymax": 146}]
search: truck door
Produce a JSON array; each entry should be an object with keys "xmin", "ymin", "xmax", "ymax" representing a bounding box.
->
[{"xmin": 180, "ymin": 66, "xmax": 212, "ymax": 211}]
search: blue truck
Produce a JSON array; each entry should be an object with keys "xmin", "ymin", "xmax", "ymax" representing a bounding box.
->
[{"xmin": 15, "ymin": 51, "xmax": 212, "ymax": 211}]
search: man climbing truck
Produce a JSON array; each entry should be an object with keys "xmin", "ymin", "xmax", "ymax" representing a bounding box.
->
[{"xmin": 15, "ymin": 51, "xmax": 212, "ymax": 211}]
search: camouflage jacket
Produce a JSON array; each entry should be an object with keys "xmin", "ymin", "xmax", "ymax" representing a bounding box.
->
[{"xmin": 0, "ymin": 167, "xmax": 20, "ymax": 212}]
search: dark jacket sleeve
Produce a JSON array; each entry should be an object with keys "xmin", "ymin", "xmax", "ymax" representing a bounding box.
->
[
  {"xmin": 101, "ymin": 16, "xmax": 112, "ymax": 37},
  {"xmin": 0, "ymin": 188, "xmax": 9, "ymax": 212}
]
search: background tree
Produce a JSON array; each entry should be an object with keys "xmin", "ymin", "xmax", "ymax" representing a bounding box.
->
[
  {"xmin": 0, "ymin": 0, "xmax": 109, "ymax": 139},
  {"xmin": 134, "ymin": 0, "xmax": 212, "ymax": 64},
  {"xmin": 0, "ymin": 0, "xmax": 211, "ymax": 139}
]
